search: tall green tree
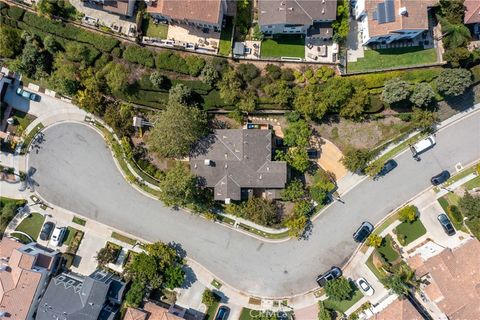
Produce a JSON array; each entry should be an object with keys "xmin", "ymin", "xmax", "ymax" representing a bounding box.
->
[
  {"xmin": 325, "ymin": 277, "xmax": 353, "ymax": 301},
  {"xmin": 411, "ymin": 108, "xmax": 437, "ymax": 130},
  {"xmin": 158, "ymin": 162, "xmax": 197, "ymax": 207},
  {"xmin": 384, "ymin": 265, "xmax": 419, "ymax": 296},
  {"xmin": 147, "ymin": 102, "xmax": 207, "ymax": 158},
  {"xmin": 168, "ymin": 83, "xmax": 193, "ymax": 105},
  {"xmin": 218, "ymin": 68, "xmax": 242, "ymax": 104},
  {"xmin": 283, "ymin": 119, "xmax": 311, "ymax": 148},
  {"xmin": 103, "ymin": 62, "xmax": 129, "ymax": 93},
  {"xmin": 341, "ymin": 148, "xmax": 373, "ymax": 173},
  {"xmin": 435, "ymin": 68, "xmax": 472, "ymax": 96},
  {"xmin": 0, "ymin": 26, "xmax": 22, "ymax": 58},
  {"xmin": 124, "ymin": 281, "xmax": 145, "ymax": 307},
  {"xmin": 438, "ymin": 16, "xmax": 471, "ymax": 49},
  {"xmin": 381, "ymin": 78, "xmax": 411, "ymax": 105},
  {"xmin": 410, "ymin": 83, "xmax": 435, "ymax": 108}
]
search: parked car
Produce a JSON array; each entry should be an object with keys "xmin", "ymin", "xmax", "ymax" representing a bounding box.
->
[
  {"xmin": 51, "ymin": 227, "xmax": 66, "ymax": 246},
  {"xmin": 431, "ymin": 170, "xmax": 450, "ymax": 186},
  {"xmin": 356, "ymin": 277, "xmax": 374, "ymax": 296},
  {"xmin": 379, "ymin": 159, "xmax": 397, "ymax": 176},
  {"xmin": 410, "ymin": 136, "xmax": 436, "ymax": 157},
  {"xmin": 16, "ymin": 88, "xmax": 40, "ymax": 101},
  {"xmin": 316, "ymin": 266, "xmax": 342, "ymax": 287},
  {"xmin": 353, "ymin": 222, "xmax": 374, "ymax": 243},
  {"xmin": 39, "ymin": 221, "xmax": 55, "ymax": 241},
  {"xmin": 215, "ymin": 306, "xmax": 230, "ymax": 320},
  {"xmin": 437, "ymin": 213, "xmax": 456, "ymax": 236}
]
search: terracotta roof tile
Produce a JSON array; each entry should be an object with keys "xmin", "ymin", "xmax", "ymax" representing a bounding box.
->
[
  {"xmin": 465, "ymin": 0, "xmax": 480, "ymax": 24},
  {"xmin": 124, "ymin": 307, "xmax": 148, "ymax": 320},
  {"xmin": 373, "ymin": 298, "xmax": 423, "ymax": 320},
  {"xmin": 147, "ymin": 0, "xmax": 223, "ymax": 25}
]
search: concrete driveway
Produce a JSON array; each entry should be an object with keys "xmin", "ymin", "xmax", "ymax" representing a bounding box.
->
[{"xmin": 27, "ymin": 110, "xmax": 480, "ymax": 297}]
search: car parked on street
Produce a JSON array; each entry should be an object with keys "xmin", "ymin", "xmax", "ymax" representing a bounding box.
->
[
  {"xmin": 51, "ymin": 226, "xmax": 66, "ymax": 246},
  {"xmin": 431, "ymin": 170, "xmax": 450, "ymax": 186},
  {"xmin": 356, "ymin": 277, "xmax": 374, "ymax": 296},
  {"xmin": 16, "ymin": 88, "xmax": 40, "ymax": 101},
  {"xmin": 410, "ymin": 136, "xmax": 436, "ymax": 158},
  {"xmin": 316, "ymin": 266, "xmax": 342, "ymax": 287},
  {"xmin": 353, "ymin": 222, "xmax": 374, "ymax": 243},
  {"xmin": 379, "ymin": 159, "xmax": 397, "ymax": 176},
  {"xmin": 215, "ymin": 306, "xmax": 230, "ymax": 320},
  {"xmin": 437, "ymin": 213, "xmax": 456, "ymax": 236},
  {"xmin": 39, "ymin": 221, "xmax": 55, "ymax": 241}
]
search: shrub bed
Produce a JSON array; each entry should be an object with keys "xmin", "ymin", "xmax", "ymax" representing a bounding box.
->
[
  {"xmin": 7, "ymin": 6, "xmax": 24, "ymax": 20},
  {"xmin": 155, "ymin": 51, "xmax": 205, "ymax": 76},
  {"xmin": 123, "ymin": 44, "xmax": 155, "ymax": 68},
  {"xmin": 21, "ymin": 12, "xmax": 119, "ymax": 52}
]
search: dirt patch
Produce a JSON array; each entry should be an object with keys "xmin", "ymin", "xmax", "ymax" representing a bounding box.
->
[{"xmin": 313, "ymin": 116, "xmax": 414, "ymax": 152}]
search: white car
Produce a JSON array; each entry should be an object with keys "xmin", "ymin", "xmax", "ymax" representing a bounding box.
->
[
  {"xmin": 51, "ymin": 227, "xmax": 66, "ymax": 246},
  {"xmin": 357, "ymin": 277, "xmax": 374, "ymax": 296},
  {"xmin": 410, "ymin": 136, "xmax": 436, "ymax": 157}
]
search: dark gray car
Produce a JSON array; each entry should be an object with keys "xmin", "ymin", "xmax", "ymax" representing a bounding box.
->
[
  {"xmin": 39, "ymin": 221, "xmax": 55, "ymax": 241},
  {"xmin": 316, "ymin": 266, "xmax": 342, "ymax": 287},
  {"xmin": 431, "ymin": 170, "xmax": 450, "ymax": 185},
  {"xmin": 437, "ymin": 213, "xmax": 455, "ymax": 236},
  {"xmin": 353, "ymin": 221, "xmax": 374, "ymax": 243}
]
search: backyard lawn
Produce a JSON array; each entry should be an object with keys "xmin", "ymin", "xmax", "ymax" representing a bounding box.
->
[
  {"xmin": 323, "ymin": 285, "xmax": 364, "ymax": 313},
  {"xmin": 261, "ymin": 36, "xmax": 305, "ymax": 58},
  {"xmin": 348, "ymin": 47, "xmax": 437, "ymax": 72},
  {"xmin": 377, "ymin": 235, "xmax": 399, "ymax": 264},
  {"xmin": 64, "ymin": 226, "xmax": 81, "ymax": 246},
  {"xmin": 15, "ymin": 212, "xmax": 45, "ymax": 240},
  {"xmin": 142, "ymin": 18, "xmax": 168, "ymax": 39},
  {"xmin": 218, "ymin": 16, "xmax": 233, "ymax": 56},
  {"xmin": 394, "ymin": 219, "xmax": 427, "ymax": 246}
]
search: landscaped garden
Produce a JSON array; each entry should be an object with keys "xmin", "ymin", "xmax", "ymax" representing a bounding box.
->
[
  {"xmin": 141, "ymin": 16, "xmax": 168, "ymax": 39},
  {"xmin": 15, "ymin": 212, "xmax": 45, "ymax": 240},
  {"xmin": 261, "ymin": 36, "xmax": 305, "ymax": 58},
  {"xmin": 347, "ymin": 47, "xmax": 438, "ymax": 72},
  {"xmin": 0, "ymin": 197, "xmax": 26, "ymax": 234},
  {"xmin": 394, "ymin": 219, "xmax": 427, "ymax": 246},
  {"xmin": 218, "ymin": 16, "xmax": 233, "ymax": 56}
]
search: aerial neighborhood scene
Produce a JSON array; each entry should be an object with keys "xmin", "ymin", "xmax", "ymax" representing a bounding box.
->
[{"xmin": 1, "ymin": 0, "xmax": 480, "ymax": 319}]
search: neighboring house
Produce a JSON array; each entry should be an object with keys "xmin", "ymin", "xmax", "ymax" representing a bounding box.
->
[
  {"xmin": 146, "ymin": 0, "xmax": 226, "ymax": 32},
  {"xmin": 37, "ymin": 269, "xmax": 126, "ymax": 320},
  {"xmin": 0, "ymin": 238, "xmax": 61, "ymax": 320},
  {"xmin": 258, "ymin": 0, "xmax": 337, "ymax": 35},
  {"xmin": 354, "ymin": 0, "xmax": 438, "ymax": 45},
  {"xmin": 87, "ymin": 0, "xmax": 136, "ymax": 17},
  {"xmin": 124, "ymin": 301, "xmax": 185, "ymax": 320},
  {"xmin": 190, "ymin": 128, "xmax": 287, "ymax": 203},
  {"xmin": 373, "ymin": 298, "xmax": 423, "ymax": 320},
  {"xmin": 464, "ymin": 0, "xmax": 480, "ymax": 39},
  {"xmin": 409, "ymin": 239, "xmax": 480, "ymax": 320}
]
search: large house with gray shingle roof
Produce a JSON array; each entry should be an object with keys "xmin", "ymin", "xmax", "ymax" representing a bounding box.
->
[
  {"xmin": 258, "ymin": 0, "xmax": 337, "ymax": 35},
  {"xmin": 190, "ymin": 129, "xmax": 287, "ymax": 203}
]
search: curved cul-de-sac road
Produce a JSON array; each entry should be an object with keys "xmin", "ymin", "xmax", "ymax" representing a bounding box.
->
[{"xmin": 28, "ymin": 113, "xmax": 480, "ymax": 297}]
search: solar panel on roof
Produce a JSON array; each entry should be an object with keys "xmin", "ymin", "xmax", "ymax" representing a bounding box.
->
[
  {"xmin": 377, "ymin": 3, "xmax": 386, "ymax": 23},
  {"xmin": 385, "ymin": 0, "xmax": 396, "ymax": 23}
]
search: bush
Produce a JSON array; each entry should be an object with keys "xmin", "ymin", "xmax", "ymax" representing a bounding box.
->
[
  {"xmin": 123, "ymin": 44, "xmax": 155, "ymax": 68},
  {"xmin": 367, "ymin": 234, "xmax": 383, "ymax": 247},
  {"xmin": 435, "ymin": 68, "xmax": 472, "ymax": 96},
  {"xmin": 325, "ymin": 277, "xmax": 353, "ymax": 301},
  {"xmin": 185, "ymin": 55, "xmax": 206, "ymax": 76},
  {"xmin": 309, "ymin": 169, "xmax": 335, "ymax": 204},
  {"xmin": 202, "ymin": 289, "xmax": 219, "ymax": 306},
  {"xmin": 125, "ymin": 281, "xmax": 145, "ymax": 307},
  {"xmin": 156, "ymin": 50, "xmax": 189, "ymax": 74},
  {"xmin": 110, "ymin": 46, "xmax": 122, "ymax": 58},
  {"xmin": 398, "ymin": 205, "xmax": 417, "ymax": 222},
  {"xmin": 7, "ymin": 6, "xmax": 24, "ymax": 20},
  {"xmin": 22, "ymin": 12, "xmax": 119, "ymax": 52},
  {"xmin": 341, "ymin": 148, "xmax": 373, "ymax": 173},
  {"xmin": 281, "ymin": 179, "xmax": 305, "ymax": 202},
  {"xmin": 65, "ymin": 42, "xmax": 100, "ymax": 65},
  {"xmin": 381, "ymin": 78, "xmax": 411, "ymax": 105},
  {"xmin": 237, "ymin": 63, "xmax": 260, "ymax": 82},
  {"xmin": 447, "ymin": 205, "xmax": 463, "ymax": 224}
]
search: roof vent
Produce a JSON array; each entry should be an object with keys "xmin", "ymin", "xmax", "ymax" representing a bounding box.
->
[
  {"xmin": 322, "ymin": 0, "xmax": 325, "ymax": 3},
  {"xmin": 322, "ymin": 8, "xmax": 325, "ymax": 14},
  {"xmin": 259, "ymin": 174, "xmax": 263, "ymax": 180},
  {"xmin": 399, "ymin": 7, "xmax": 407, "ymax": 16},
  {"xmin": 288, "ymin": 7, "xmax": 293, "ymax": 11},
  {"xmin": 279, "ymin": 7, "xmax": 285, "ymax": 11},
  {"xmin": 225, "ymin": 198, "xmax": 231, "ymax": 204},
  {"xmin": 0, "ymin": 265, "xmax": 8, "ymax": 272},
  {"xmin": 204, "ymin": 159, "xmax": 211, "ymax": 166}
]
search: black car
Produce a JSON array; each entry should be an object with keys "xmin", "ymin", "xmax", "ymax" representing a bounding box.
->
[
  {"xmin": 353, "ymin": 221, "xmax": 374, "ymax": 243},
  {"xmin": 437, "ymin": 213, "xmax": 455, "ymax": 236},
  {"xmin": 316, "ymin": 266, "xmax": 342, "ymax": 287},
  {"xmin": 379, "ymin": 159, "xmax": 397, "ymax": 176},
  {"xmin": 39, "ymin": 221, "xmax": 55, "ymax": 241},
  {"xmin": 431, "ymin": 170, "xmax": 450, "ymax": 186},
  {"xmin": 215, "ymin": 306, "xmax": 230, "ymax": 320}
]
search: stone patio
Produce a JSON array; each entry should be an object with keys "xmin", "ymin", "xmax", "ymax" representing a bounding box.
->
[{"xmin": 167, "ymin": 24, "xmax": 220, "ymax": 53}]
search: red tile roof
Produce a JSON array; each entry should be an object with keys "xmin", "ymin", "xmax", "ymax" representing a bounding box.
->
[
  {"xmin": 147, "ymin": 0, "xmax": 223, "ymax": 25},
  {"xmin": 373, "ymin": 298, "xmax": 423, "ymax": 320},
  {"xmin": 465, "ymin": 0, "xmax": 480, "ymax": 24}
]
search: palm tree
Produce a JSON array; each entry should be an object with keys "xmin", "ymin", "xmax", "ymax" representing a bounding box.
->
[
  {"xmin": 438, "ymin": 16, "xmax": 471, "ymax": 49},
  {"xmin": 384, "ymin": 264, "xmax": 420, "ymax": 297}
]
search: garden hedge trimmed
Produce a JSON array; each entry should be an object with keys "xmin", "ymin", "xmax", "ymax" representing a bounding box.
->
[{"xmin": 123, "ymin": 44, "xmax": 155, "ymax": 68}]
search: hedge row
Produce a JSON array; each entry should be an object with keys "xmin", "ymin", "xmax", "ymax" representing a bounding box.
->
[
  {"xmin": 123, "ymin": 44, "xmax": 155, "ymax": 68},
  {"xmin": 155, "ymin": 51, "xmax": 205, "ymax": 76},
  {"xmin": 7, "ymin": 5, "xmax": 24, "ymax": 20},
  {"xmin": 350, "ymin": 67, "xmax": 443, "ymax": 89},
  {"xmin": 22, "ymin": 12, "xmax": 119, "ymax": 52}
]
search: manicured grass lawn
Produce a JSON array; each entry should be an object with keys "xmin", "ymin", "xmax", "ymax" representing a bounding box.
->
[
  {"xmin": 377, "ymin": 235, "xmax": 399, "ymax": 263},
  {"xmin": 12, "ymin": 110, "xmax": 35, "ymax": 130},
  {"xmin": 205, "ymin": 301, "xmax": 220, "ymax": 320},
  {"xmin": 261, "ymin": 36, "xmax": 305, "ymax": 58},
  {"xmin": 464, "ymin": 175, "xmax": 480, "ymax": 190},
  {"xmin": 218, "ymin": 16, "xmax": 233, "ymax": 56},
  {"xmin": 443, "ymin": 165, "xmax": 477, "ymax": 188},
  {"xmin": 72, "ymin": 216, "xmax": 86, "ymax": 226},
  {"xmin": 111, "ymin": 231, "xmax": 137, "ymax": 246},
  {"xmin": 20, "ymin": 122, "xmax": 44, "ymax": 154},
  {"xmin": 366, "ymin": 252, "xmax": 388, "ymax": 280},
  {"xmin": 324, "ymin": 285, "xmax": 364, "ymax": 313},
  {"xmin": 10, "ymin": 232, "xmax": 32, "ymax": 244},
  {"xmin": 15, "ymin": 212, "xmax": 45, "ymax": 240},
  {"xmin": 394, "ymin": 219, "xmax": 427, "ymax": 246},
  {"xmin": 348, "ymin": 47, "xmax": 437, "ymax": 72},
  {"xmin": 64, "ymin": 226, "xmax": 81, "ymax": 246},
  {"xmin": 142, "ymin": 18, "xmax": 168, "ymax": 39}
]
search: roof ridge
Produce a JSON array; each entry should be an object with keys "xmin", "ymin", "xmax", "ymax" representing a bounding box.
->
[
  {"xmin": 217, "ymin": 132, "xmax": 242, "ymax": 161},
  {"xmin": 293, "ymin": 0, "xmax": 313, "ymax": 21}
]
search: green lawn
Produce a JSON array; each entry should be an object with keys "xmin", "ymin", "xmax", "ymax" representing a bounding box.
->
[
  {"xmin": 142, "ymin": 18, "xmax": 168, "ymax": 39},
  {"xmin": 111, "ymin": 231, "xmax": 137, "ymax": 246},
  {"xmin": 324, "ymin": 285, "xmax": 364, "ymax": 313},
  {"xmin": 464, "ymin": 175, "xmax": 480, "ymax": 190},
  {"xmin": 261, "ymin": 36, "xmax": 305, "ymax": 58},
  {"xmin": 72, "ymin": 216, "xmax": 86, "ymax": 226},
  {"xmin": 218, "ymin": 16, "xmax": 233, "ymax": 56},
  {"xmin": 64, "ymin": 226, "xmax": 81, "ymax": 246},
  {"xmin": 12, "ymin": 110, "xmax": 35, "ymax": 130},
  {"xmin": 348, "ymin": 47, "xmax": 437, "ymax": 72},
  {"xmin": 20, "ymin": 122, "xmax": 44, "ymax": 155},
  {"xmin": 205, "ymin": 301, "xmax": 220, "ymax": 320},
  {"xmin": 10, "ymin": 232, "xmax": 32, "ymax": 244},
  {"xmin": 377, "ymin": 235, "xmax": 399, "ymax": 264},
  {"xmin": 366, "ymin": 252, "xmax": 388, "ymax": 280},
  {"xmin": 394, "ymin": 219, "xmax": 427, "ymax": 246},
  {"xmin": 15, "ymin": 212, "xmax": 45, "ymax": 240}
]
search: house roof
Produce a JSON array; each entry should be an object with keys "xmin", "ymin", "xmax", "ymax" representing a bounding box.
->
[
  {"xmin": 413, "ymin": 239, "xmax": 480, "ymax": 320},
  {"xmin": 366, "ymin": 0, "xmax": 437, "ymax": 37},
  {"xmin": 147, "ymin": 0, "xmax": 223, "ymax": 25},
  {"xmin": 37, "ymin": 269, "xmax": 125, "ymax": 320},
  {"xmin": 124, "ymin": 307, "xmax": 148, "ymax": 320},
  {"xmin": 373, "ymin": 298, "xmax": 423, "ymax": 320},
  {"xmin": 465, "ymin": 0, "xmax": 480, "ymax": 24},
  {"xmin": 190, "ymin": 129, "xmax": 287, "ymax": 201},
  {"xmin": 0, "ymin": 238, "xmax": 56, "ymax": 320},
  {"xmin": 258, "ymin": 0, "xmax": 337, "ymax": 26}
]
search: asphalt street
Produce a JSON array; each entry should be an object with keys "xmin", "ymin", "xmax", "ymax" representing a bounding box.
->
[{"xmin": 28, "ymin": 112, "xmax": 480, "ymax": 297}]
